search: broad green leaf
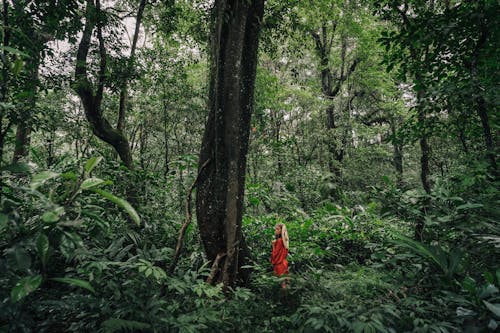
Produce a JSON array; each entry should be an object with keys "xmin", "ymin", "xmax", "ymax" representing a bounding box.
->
[
  {"xmin": 0, "ymin": 46, "xmax": 29, "ymax": 57},
  {"xmin": 51, "ymin": 277, "xmax": 95, "ymax": 293},
  {"xmin": 84, "ymin": 156, "xmax": 103, "ymax": 176},
  {"xmin": 480, "ymin": 284, "xmax": 499, "ymax": 299},
  {"xmin": 80, "ymin": 177, "xmax": 106, "ymax": 190},
  {"xmin": 93, "ymin": 189, "xmax": 140, "ymax": 226},
  {"xmin": 11, "ymin": 275, "xmax": 42, "ymax": 302},
  {"xmin": 42, "ymin": 211, "xmax": 60, "ymax": 223},
  {"xmin": 30, "ymin": 171, "xmax": 59, "ymax": 190},
  {"xmin": 36, "ymin": 233, "xmax": 49, "ymax": 268},
  {"xmin": 483, "ymin": 301, "xmax": 500, "ymax": 317},
  {"xmin": 485, "ymin": 272, "xmax": 494, "ymax": 284}
]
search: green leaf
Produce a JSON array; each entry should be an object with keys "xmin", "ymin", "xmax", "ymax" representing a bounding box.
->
[
  {"xmin": 51, "ymin": 277, "xmax": 95, "ymax": 293},
  {"xmin": 12, "ymin": 58, "xmax": 24, "ymax": 76},
  {"xmin": 36, "ymin": 233, "xmax": 49, "ymax": 268},
  {"xmin": 11, "ymin": 275, "xmax": 42, "ymax": 302},
  {"xmin": 84, "ymin": 156, "xmax": 103, "ymax": 176},
  {"xmin": 0, "ymin": 213, "xmax": 8, "ymax": 230},
  {"xmin": 456, "ymin": 203, "xmax": 483, "ymax": 211},
  {"xmin": 42, "ymin": 211, "xmax": 60, "ymax": 223},
  {"xmin": 92, "ymin": 189, "xmax": 140, "ymax": 226},
  {"xmin": 30, "ymin": 171, "xmax": 59, "ymax": 190},
  {"xmin": 101, "ymin": 318, "xmax": 151, "ymax": 333},
  {"xmin": 0, "ymin": 46, "xmax": 29, "ymax": 57},
  {"xmin": 15, "ymin": 247, "xmax": 31, "ymax": 270},
  {"xmin": 483, "ymin": 301, "xmax": 500, "ymax": 317},
  {"xmin": 80, "ymin": 177, "xmax": 106, "ymax": 190}
]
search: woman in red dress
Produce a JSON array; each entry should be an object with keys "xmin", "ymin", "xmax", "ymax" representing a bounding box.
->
[{"xmin": 271, "ymin": 223, "xmax": 289, "ymax": 289}]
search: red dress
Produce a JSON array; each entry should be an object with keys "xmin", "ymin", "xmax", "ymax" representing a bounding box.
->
[{"xmin": 271, "ymin": 238, "xmax": 289, "ymax": 276}]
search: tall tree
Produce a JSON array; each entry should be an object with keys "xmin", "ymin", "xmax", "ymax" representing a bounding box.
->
[
  {"xmin": 10, "ymin": 0, "xmax": 81, "ymax": 162},
  {"xmin": 74, "ymin": 0, "xmax": 147, "ymax": 169},
  {"xmin": 196, "ymin": 0, "xmax": 264, "ymax": 288}
]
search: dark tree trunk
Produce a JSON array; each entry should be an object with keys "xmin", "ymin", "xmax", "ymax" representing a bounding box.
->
[
  {"xmin": 74, "ymin": 0, "xmax": 133, "ymax": 169},
  {"xmin": 117, "ymin": 0, "xmax": 146, "ymax": 133},
  {"xmin": 312, "ymin": 25, "xmax": 358, "ymax": 190},
  {"xmin": 469, "ymin": 39, "xmax": 497, "ymax": 172},
  {"xmin": 13, "ymin": 61, "xmax": 38, "ymax": 162},
  {"xmin": 163, "ymin": 100, "xmax": 170, "ymax": 178},
  {"xmin": 466, "ymin": 6, "xmax": 497, "ymax": 174},
  {"xmin": 391, "ymin": 121, "xmax": 403, "ymax": 186},
  {"xmin": 415, "ymin": 85, "xmax": 430, "ymax": 241},
  {"xmin": 196, "ymin": 0, "xmax": 264, "ymax": 289}
]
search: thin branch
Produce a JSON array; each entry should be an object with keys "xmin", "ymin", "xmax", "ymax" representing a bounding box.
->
[
  {"xmin": 206, "ymin": 252, "xmax": 226, "ymax": 285},
  {"xmin": 95, "ymin": 0, "xmax": 106, "ymax": 105},
  {"xmin": 169, "ymin": 158, "xmax": 212, "ymax": 274}
]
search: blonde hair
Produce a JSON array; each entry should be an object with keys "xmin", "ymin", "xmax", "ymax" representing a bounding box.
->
[{"xmin": 277, "ymin": 223, "xmax": 289, "ymax": 249}]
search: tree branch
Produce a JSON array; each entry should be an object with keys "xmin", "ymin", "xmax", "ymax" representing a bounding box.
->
[{"xmin": 169, "ymin": 158, "xmax": 212, "ymax": 274}]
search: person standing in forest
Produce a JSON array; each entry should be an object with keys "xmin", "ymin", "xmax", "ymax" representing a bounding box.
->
[{"xmin": 271, "ymin": 223, "xmax": 289, "ymax": 289}]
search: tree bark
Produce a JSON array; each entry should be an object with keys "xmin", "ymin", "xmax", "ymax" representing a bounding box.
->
[
  {"xmin": 117, "ymin": 0, "xmax": 147, "ymax": 133},
  {"xmin": 415, "ymin": 77, "xmax": 430, "ymax": 241},
  {"xmin": 13, "ymin": 55, "xmax": 39, "ymax": 162},
  {"xmin": 74, "ymin": 0, "xmax": 133, "ymax": 169},
  {"xmin": 468, "ymin": 26, "xmax": 497, "ymax": 173},
  {"xmin": 196, "ymin": 0, "xmax": 264, "ymax": 289},
  {"xmin": 312, "ymin": 25, "xmax": 358, "ymax": 187},
  {"xmin": 390, "ymin": 120, "xmax": 403, "ymax": 186}
]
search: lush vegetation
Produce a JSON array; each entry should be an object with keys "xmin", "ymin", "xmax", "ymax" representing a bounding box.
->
[{"xmin": 1, "ymin": 0, "xmax": 498, "ymax": 332}]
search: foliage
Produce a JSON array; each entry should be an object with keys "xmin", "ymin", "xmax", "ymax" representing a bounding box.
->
[{"xmin": 0, "ymin": 0, "xmax": 498, "ymax": 331}]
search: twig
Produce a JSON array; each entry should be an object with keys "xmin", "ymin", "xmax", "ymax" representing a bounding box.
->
[{"xmin": 168, "ymin": 158, "xmax": 211, "ymax": 274}]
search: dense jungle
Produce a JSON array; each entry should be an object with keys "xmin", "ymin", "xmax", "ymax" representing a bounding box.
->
[{"xmin": 0, "ymin": 0, "xmax": 499, "ymax": 332}]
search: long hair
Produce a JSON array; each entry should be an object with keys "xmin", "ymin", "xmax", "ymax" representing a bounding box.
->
[{"xmin": 277, "ymin": 223, "xmax": 289, "ymax": 249}]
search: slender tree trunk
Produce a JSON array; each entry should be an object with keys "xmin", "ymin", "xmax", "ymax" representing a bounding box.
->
[
  {"xmin": 467, "ymin": 5, "xmax": 497, "ymax": 173},
  {"xmin": 196, "ymin": 0, "xmax": 264, "ymax": 289},
  {"xmin": 0, "ymin": 0, "xmax": 8, "ymax": 101},
  {"xmin": 139, "ymin": 121, "xmax": 147, "ymax": 170},
  {"xmin": 415, "ymin": 85, "xmax": 430, "ymax": 241},
  {"xmin": 457, "ymin": 117, "xmax": 469, "ymax": 154},
  {"xmin": 117, "ymin": 0, "xmax": 146, "ymax": 133},
  {"xmin": 163, "ymin": 102, "xmax": 169, "ymax": 178},
  {"xmin": 13, "ymin": 52, "xmax": 39, "ymax": 162},
  {"xmin": 74, "ymin": 0, "xmax": 133, "ymax": 169}
]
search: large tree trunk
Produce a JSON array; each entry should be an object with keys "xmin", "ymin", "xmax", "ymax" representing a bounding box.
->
[{"xmin": 196, "ymin": 0, "xmax": 264, "ymax": 289}]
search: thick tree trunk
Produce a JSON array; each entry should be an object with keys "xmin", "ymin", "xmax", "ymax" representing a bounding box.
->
[{"xmin": 196, "ymin": 0, "xmax": 264, "ymax": 289}]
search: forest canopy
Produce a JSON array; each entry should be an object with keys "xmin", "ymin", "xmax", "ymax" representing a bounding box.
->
[{"xmin": 1, "ymin": 0, "xmax": 499, "ymax": 332}]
